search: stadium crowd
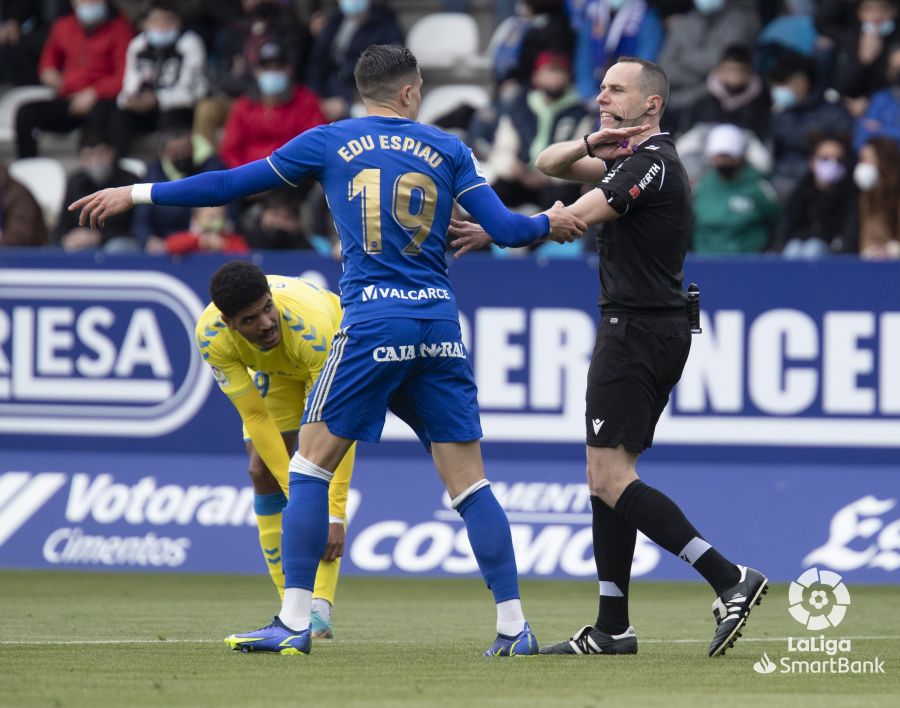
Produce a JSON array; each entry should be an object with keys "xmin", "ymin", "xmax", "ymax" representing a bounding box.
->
[{"xmin": 0, "ymin": 0, "xmax": 898, "ymax": 259}]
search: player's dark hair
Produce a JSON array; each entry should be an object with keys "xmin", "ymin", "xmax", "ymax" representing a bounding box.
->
[
  {"xmin": 209, "ymin": 261, "xmax": 270, "ymax": 318},
  {"xmin": 354, "ymin": 44, "xmax": 418, "ymax": 102},
  {"xmin": 616, "ymin": 56, "xmax": 669, "ymax": 115}
]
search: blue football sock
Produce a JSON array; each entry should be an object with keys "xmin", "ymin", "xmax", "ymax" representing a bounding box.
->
[
  {"xmin": 457, "ymin": 486, "xmax": 520, "ymax": 603},
  {"xmin": 254, "ymin": 491, "xmax": 287, "ymax": 516},
  {"xmin": 282, "ymin": 472, "xmax": 329, "ymax": 590}
]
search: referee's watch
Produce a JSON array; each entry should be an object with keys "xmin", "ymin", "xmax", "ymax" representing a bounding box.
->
[{"xmin": 583, "ymin": 134, "xmax": 599, "ymax": 159}]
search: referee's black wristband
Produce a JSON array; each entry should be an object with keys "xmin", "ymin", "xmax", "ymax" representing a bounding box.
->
[{"xmin": 583, "ymin": 134, "xmax": 597, "ymax": 158}]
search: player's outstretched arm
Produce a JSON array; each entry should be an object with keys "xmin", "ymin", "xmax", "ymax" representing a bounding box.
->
[
  {"xmin": 450, "ymin": 200, "xmax": 587, "ymax": 258},
  {"xmin": 535, "ymin": 125, "xmax": 648, "ymax": 183},
  {"xmin": 68, "ymin": 159, "xmax": 285, "ymax": 229},
  {"xmin": 454, "ymin": 187, "xmax": 586, "ymax": 256}
]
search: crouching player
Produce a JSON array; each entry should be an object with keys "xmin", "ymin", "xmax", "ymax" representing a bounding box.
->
[{"xmin": 196, "ymin": 261, "xmax": 354, "ymax": 639}]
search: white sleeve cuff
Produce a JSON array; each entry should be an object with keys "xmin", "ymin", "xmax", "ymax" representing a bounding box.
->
[
  {"xmin": 328, "ymin": 515, "xmax": 344, "ymax": 525},
  {"xmin": 131, "ymin": 183, "xmax": 154, "ymax": 205}
]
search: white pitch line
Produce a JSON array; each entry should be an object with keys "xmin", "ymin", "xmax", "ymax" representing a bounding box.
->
[
  {"xmin": 639, "ymin": 636, "xmax": 900, "ymax": 645},
  {"xmin": 0, "ymin": 639, "xmax": 213, "ymax": 645},
  {"xmin": 1, "ymin": 636, "xmax": 898, "ymax": 646}
]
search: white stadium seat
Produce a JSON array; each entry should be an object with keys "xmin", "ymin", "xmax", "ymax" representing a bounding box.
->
[
  {"xmin": 418, "ymin": 84, "xmax": 490, "ymax": 126},
  {"xmin": 0, "ymin": 85, "xmax": 55, "ymax": 144},
  {"xmin": 9, "ymin": 157, "xmax": 67, "ymax": 231},
  {"xmin": 406, "ymin": 13, "xmax": 481, "ymax": 69}
]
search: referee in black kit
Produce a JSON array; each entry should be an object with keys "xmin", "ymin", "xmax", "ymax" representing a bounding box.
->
[{"xmin": 450, "ymin": 57, "xmax": 766, "ymax": 658}]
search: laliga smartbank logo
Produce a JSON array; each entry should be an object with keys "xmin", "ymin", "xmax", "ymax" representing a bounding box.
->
[
  {"xmin": 752, "ymin": 568, "xmax": 885, "ymax": 676},
  {"xmin": 0, "ymin": 269, "xmax": 211, "ymax": 436},
  {"xmin": 788, "ymin": 567, "xmax": 850, "ymax": 630}
]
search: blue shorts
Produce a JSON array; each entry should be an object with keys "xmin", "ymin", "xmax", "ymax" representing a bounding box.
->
[{"xmin": 302, "ymin": 318, "xmax": 482, "ymax": 448}]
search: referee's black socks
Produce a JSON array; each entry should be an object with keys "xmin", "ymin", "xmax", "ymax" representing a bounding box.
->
[
  {"xmin": 590, "ymin": 495, "xmax": 635, "ymax": 635},
  {"xmin": 614, "ymin": 480, "xmax": 740, "ymax": 596}
]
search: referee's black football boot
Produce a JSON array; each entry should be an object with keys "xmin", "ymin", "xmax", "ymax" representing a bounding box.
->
[
  {"xmin": 708, "ymin": 565, "xmax": 768, "ymax": 657},
  {"xmin": 539, "ymin": 624, "xmax": 637, "ymax": 655}
]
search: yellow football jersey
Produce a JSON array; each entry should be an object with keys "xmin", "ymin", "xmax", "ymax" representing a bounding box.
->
[
  {"xmin": 195, "ymin": 275, "xmax": 350, "ymax": 515},
  {"xmin": 196, "ymin": 275, "xmax": 343, "ymax": 402}
]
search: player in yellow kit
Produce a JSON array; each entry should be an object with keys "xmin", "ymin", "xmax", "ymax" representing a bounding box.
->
[{"xmin": 195, "ymin": 261, "xmax": 355, "ymax": 639}]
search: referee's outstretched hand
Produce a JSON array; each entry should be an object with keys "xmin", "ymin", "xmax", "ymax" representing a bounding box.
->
[
  {"xmin": 69, "ymin": 185, "xmax": 134, "ymax": 230},
  {"xmin": 586, "ymin": 124, "xmax": 649, "ymax": 161}
]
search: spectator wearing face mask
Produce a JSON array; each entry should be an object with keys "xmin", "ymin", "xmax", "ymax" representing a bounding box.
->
[
  {"xmin": 219, "ymin": 40, "xmax": 325, "ymax": 169},
  {"xmin": 487, "ymin": 51, "xmax": 594, "ymax": 215},
  {"xmin": 14, "ymin": 0, "xmax": 132, "ymax": 158},
  {"xmin": 854, "ymin": 43, "xmax": 900, "ymax": 150},
  {"xmin": 147, "ymin": 205, "xmax": 249, "ymax": 255},
  {"xmin": 112, "ymin": 1, "xmax": 207, "ymax": 157},
  {"xmin": 131, "ymin": 127, "xmax": 230, "ymax": 249},
  {"xmin": 768, "ymin": 51, "xmax": 853, "ymax": 194},
  {"xmin": 835, "ymin": 0, "xmax": 899, "ymax": 106},
  {"xmin": 656, "ymin": 0, "xmax": 759, "ymax": 129},
  {"xmin": 774, "ymin": 135, "xmax": 858, "ymax": 257},
  {"xmin": 692, "ymin": 123, "xmax": 780, "ymax": 254},
  {"xmin": 54, "ymin": 129, "xmax": 140, "ymax": 252},
  {"xmin": 855, "ymin": 135, "xmax": 900, "ymax": 258},
  {"xmin": 306, "ymin": 0, "xmax": 404, "ymax": 121},
  {"xmin": 680, "ymin": 43, "xmax": 771, "ymax": 140},
  {"xmin": 194, "ymin": 0, "xmax": 310, "ymax": 146}
]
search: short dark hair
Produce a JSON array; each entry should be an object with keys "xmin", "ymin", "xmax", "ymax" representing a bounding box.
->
[
  {"xmin": 720, "ymin": 44, "xmax": 754, "ymax": 67},
  {"xmin": 354, "ymin": 44, "xmax": 419, "ymax": 102},
  {"xmin": 807, "ymin": 130, "xmax": 850, "ymax": 155},
  {"xmin": 210, "ymin": 261, "xmax": 270, "ymax": 318},
  {"xmin": 158, "ymin": 126, "xmax": 192, "ymax": 153},
  {"xmin": 769, "ymin": 50, "xmax": 815, "ymax": 84},
  {"xmin": 616, "ymin": 56, "xmax": 669, "ymax": 113},
  {"xmin": 147, "ymin": 0, "xmax": 181, "ymax": 19},
  {"xmin": 79, "ymin": 127, "xmax": 113, "ymax": 151},
  {"xmin": 263, "ymin": 189, "xmax": 300, "ymax": 214}
]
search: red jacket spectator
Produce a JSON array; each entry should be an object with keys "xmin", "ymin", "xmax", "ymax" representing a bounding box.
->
[
  {"xmin": 220, "ymin": 86, "xmax": 325, "ymax": 168},
  {"xmin": 164, "ymin": 230, "xmax": 249, "ymax": 255},
  {"xmin": 39, "ymin": 11, "xmax": 132, "ymax": 99}
]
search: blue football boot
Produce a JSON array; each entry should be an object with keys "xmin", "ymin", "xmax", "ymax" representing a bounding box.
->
[
  {"xmin": 224, "ymin": 616, "xmax": 311, "ymax": 655},
  {"xmin": 484, "ymin": 622, "xmax": 539, "ymax": 657}
]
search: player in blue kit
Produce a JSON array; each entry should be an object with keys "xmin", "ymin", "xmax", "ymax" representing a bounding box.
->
[{"xmin": 70, "ymin": 44, "xmax": 587, "ymax": 657}]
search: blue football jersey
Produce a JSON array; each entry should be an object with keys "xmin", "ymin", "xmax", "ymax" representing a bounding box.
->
[{"xmin": 267, "ymin": 117, "xmax": 487, "ymax": 326}]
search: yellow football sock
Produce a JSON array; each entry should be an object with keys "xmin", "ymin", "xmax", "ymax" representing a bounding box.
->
[
  {"xmin": 312, "ymin": 555, "xmax": 340, "ymax": 606},
  {"xmin": 256, "ymin": 508, "xmax": 285, "ymax": 601}
]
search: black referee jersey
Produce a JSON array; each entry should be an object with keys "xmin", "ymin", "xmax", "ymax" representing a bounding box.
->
[{"xmin": 594, "ymin": 132, "xmax": 692, "ymax": 314}]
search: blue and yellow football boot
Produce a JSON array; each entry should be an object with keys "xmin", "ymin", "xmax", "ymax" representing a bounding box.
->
[
  {"xmin": 483, "ymin": 622, "xmax": 539, "ymax": 657},
  {"xmin": 224, "ymin": 616, "xmax": 311, "ymax": 655}
]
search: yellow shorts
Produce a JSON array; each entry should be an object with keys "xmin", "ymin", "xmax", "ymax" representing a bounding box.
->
[{"xmin": 241, "ymin": 371, "xmax": 306, "ymax": 440}]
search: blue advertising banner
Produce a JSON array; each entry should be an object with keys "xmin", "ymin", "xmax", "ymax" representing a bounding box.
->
[
  {"xmin": 1, "ymin": 251, "xmax": 898, "ymax": 583},
  {"xmin": 0, "ymin": 450, "xmax": 897, "ymax": 583}
]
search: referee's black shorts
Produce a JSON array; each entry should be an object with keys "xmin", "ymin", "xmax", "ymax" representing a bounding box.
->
[{"xmin": 585, "ymin": 314, "xmax": 691, "ymax": 452}]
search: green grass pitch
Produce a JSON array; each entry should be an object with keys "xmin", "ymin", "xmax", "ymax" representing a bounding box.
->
[{"xmin": 1, "ymin": 570, "xmax": 897, "ymax": 707}]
